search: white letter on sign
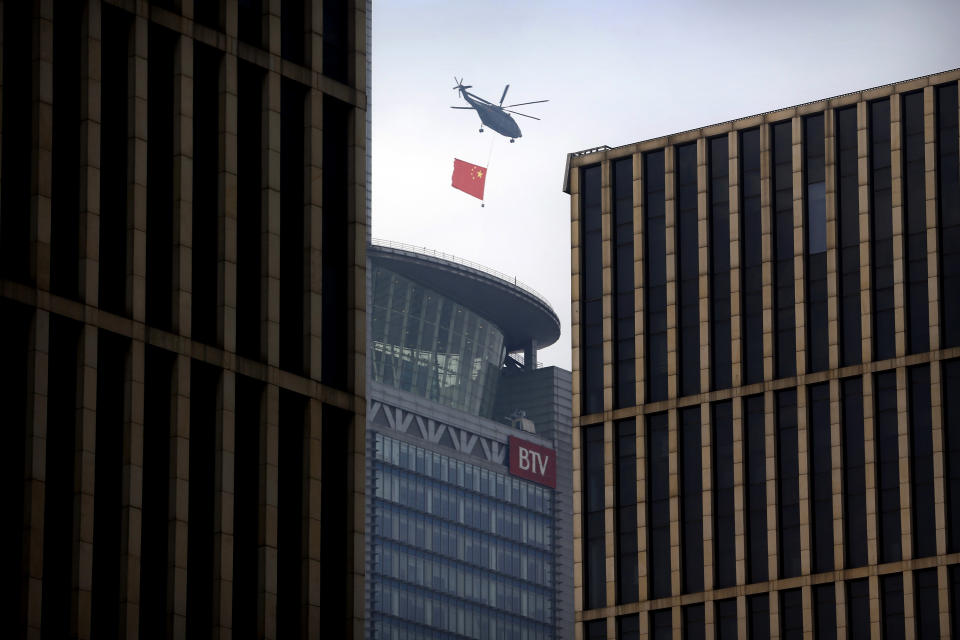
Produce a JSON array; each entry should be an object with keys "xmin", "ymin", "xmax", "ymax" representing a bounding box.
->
[
  {"xmin": 536, "ymin": 453, "xmax": 549, "ymax": 476},
  {"xmin": 518, "ymin": 447, "xmax": 530, "ymax": 471}
]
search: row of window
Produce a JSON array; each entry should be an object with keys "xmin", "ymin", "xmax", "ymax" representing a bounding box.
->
[
  {"xmin": 585, "ymin": 566, "xmax": 957, "ymax": 639},
  {"xmin": 582, "ymin": 361, "xmax": 960, "ymax": 607},
  {"xmin": 579, "ymin": 83, "xmax": 960, "ymax": 414}
]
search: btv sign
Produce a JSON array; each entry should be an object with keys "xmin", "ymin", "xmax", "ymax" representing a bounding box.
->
[{"xmin": 509, "ymin": 436, "xmax": 556, "ymax": 489}]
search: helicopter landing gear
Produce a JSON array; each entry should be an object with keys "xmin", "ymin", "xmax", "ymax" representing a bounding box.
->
[
  {"xmin": 479, "ymin": 127, "xmax": 484, "ymax": 133},
  {"xmin": 510, "ymin": 138, "xmax": 515, "ymax": 143}
]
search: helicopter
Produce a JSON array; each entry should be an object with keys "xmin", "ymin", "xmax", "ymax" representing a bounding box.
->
[{"xmin": 451, "ymin": 78, "xmax": 547, "ymax": 142}]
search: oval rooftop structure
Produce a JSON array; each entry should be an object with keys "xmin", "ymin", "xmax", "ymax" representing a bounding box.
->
[{"xmin": 369, "ymin": 240, "xmax": 561, "ymax": 353}]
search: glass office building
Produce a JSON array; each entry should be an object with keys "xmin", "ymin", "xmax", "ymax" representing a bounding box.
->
[
  {"xmin": 565, "ymin": 69, "xmax": 960, "ymax": 638},
  {"xmin": 366, "ymin": 241, "xmax": 573, "ymax": 639}
]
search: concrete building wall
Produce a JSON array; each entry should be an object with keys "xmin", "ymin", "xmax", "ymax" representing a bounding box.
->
[
  {"xmin": 0, "ymin": 1, "xmax": 367, "ymax": 637},
  {"xmin": 567, "ymin": 69, "xmax": 960, "ymax": 638}
]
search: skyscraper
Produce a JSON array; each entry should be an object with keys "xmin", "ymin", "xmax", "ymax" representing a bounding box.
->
[
  {"xmin": 0, "ymin": 1, "xmax": 368, "ymax": 637},
  {"xmin": 565, "ymin": 69, "xmax": 960, "ymax": 638}
]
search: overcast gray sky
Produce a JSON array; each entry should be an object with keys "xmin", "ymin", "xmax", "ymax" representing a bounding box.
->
[{"xmin": 371, "ymin": 0, "xmax": 960, "ymax": 369}]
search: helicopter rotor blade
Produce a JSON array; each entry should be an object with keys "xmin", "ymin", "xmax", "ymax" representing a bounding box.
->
[
  {"xmin": 450, "ymin": 106, "xmax": 475, "ymax": 109},
  {"xmin": 502, "ymin": 99, "xmax": 549, "ymax": 108},
  {"xmin": 499, "ymin": 84, "xmax": 510, "ymax": 106},
  {"xmin": 505, "ymin": 109, "xmax": 540, "ymax": 121}
]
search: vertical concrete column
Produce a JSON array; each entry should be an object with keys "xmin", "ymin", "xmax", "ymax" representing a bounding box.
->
[
  {"xmin": 32, "ymin": 0, "xmax": 53, "ymax": 290},
  {"xmin": 130, "ymin": 14, "xmax": 148, "ymax": 322},
  {"xmin": 797, "ymin": 387, "xmax": 811, "ymax": 576},
  {"xmin": 728, "ymin": 132, "xmax": 743, "ymax": 387},
  {"xmin": 697, "ymin": 138, "xmax": 710, "ymax": 392},
  {"xmin": 23, "ymin": 310, "xmax": 50, "ymax": 637},
  {"xmin": 309, "ymin": 0, "xmax": 322, "ymax": 71},
  {"xmin": 220, "ymin": 42, "xmax": 239, "ymax": 352},
  {"xmin": 890, "ymin": 95, "xmax": 907, "ymax": 358},
  {"xmin": 306, "ymin": 88, "xmax": 323, "ymax": 377},
  {"xmin": 701, "ymin": 403, "xmax": 714, "ymax": 592},
  {"xmin": 931, "ymin": 361, "xmax": 947, "ymax": 557},
  {"xmin": 633, "ymin": 152, "xmax": 645, "ymax": 406},
  {"xmin": 792, "ymin": 116, "xmax": 807, "ymax": 377},
  {"xmin": 732, "ymin": 396, "xmax": 747, "ymax": 587},
  {"xmin": 570, "ymin": 168, "xmax": 582, "ymax": 414},
  {"xmin": 75, "ymin": 325, "xmax": 98, "ymax": 639},
  {"xmin": 664, "ymin": 146, "xmax": 678, "ymax": 399},
  {"xmin": 760, "ymin": 125, "xmax": 774, "ymax": 381},
  {"xmin": 769, "ymin": 588, "xmax": 781, "ymax": 640},
  {"xmin": 121, "ymin": 340, "xmax": 145, "ymax": 638},
  {"xmin": 603, "ymin": 420, "xmax": 616, "ymax": 606},
  {"xmin": 938, "ymin": 564, "xmax": 951, "ymax": 637},
  {"xmin": 260, "ymin": 384, "xmax": 279, "ymax": 640},
  {"xmin": 79, "ymin": 0, "xmax": 101, "ymax": 305},
  {"xmin": 868, "ymin": 573, "xmax": 881, "ymax": 638},
  {"xmin": 923, "ymin": 86, "xmax": 941, "ymax": 351},
  {"xmin": 668, "ymin": 409, "xmax": 681, "ymax": 596},
  {"xmin": 601, "ymin": 161, "xmax": 613, "ymax": 411},
  {"xmin": 168, "ymin": 355, "xmax": 191, "ymax": 638},
  {"xmin": 857, "ymin": 102, "xmax": 873, "ymax": 363},
  {"xmin": 304, "ymin": 398, "xmax": 324, "ymax": 636},
  {"xmin": 862, "ymin": 373, "xmax": 880, "ymax": 567},
  {"xmin": 172, "ymin": 35, "xmax": 193, "ymax": 336},
  {"xmin": 825, "ymin": 108, "xmax": 841, "ymax": 370},
  {"xmin": 830, "ymin": 378, "xmax": 846, "ymax": 569},
  {"xmin": 764, "ymin": 389, "xmax": 779, "ymax": 582},
  {"xmin": 263, "ymin": 1, "xmax": 282, "ymax": 367},
  {"xmin": 896, "ymin": 366, "xmax": 913, "ymax": 560},
  {"xmin": 348, "ymin": 409, "xmax": 365, "ymax": 638},
  {"xmin": 737, "ymin": 595, "xmax": 747, "ymax": 640},
  {"xmin": 902, "ymin": 569, "xmax": 916, "ymax": 637},
  {"xmin": 801, "ymin": 584, "xmax": 813, "ymax": 637},
  {"xmin": 214, "ymin": 371, "xmax": 235, "ymax": 638},
  {"xmin": 836, "ymin": 574, "xmax": 848, "ymax": 640},
  {"xmin": 347, "ymin": 73, "xmax": 367, "ymax": 397},
  {"xmin": 635, "ymin": 415, "xmax": 648, "ymax": 603}
]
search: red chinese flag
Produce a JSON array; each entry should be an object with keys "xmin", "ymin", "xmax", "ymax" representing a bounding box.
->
[{"xmin": 451, "ymin": 158, "xmax": 487, "ymax": 200}]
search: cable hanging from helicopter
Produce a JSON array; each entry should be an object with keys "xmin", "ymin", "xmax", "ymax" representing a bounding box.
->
[{"xmin": 450, "ymin": 78, "xmax": 548, "ymax": 143}]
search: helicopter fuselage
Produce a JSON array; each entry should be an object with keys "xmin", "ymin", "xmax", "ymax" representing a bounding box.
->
[{"xmin": 462, "ymin": 92, "xmax": 522, "ymax": 139}]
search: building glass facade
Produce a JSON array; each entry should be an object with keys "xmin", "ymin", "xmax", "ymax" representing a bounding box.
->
[{"xmin": 566, "ymin": 70, "xmax": 960, "ymax": 638}]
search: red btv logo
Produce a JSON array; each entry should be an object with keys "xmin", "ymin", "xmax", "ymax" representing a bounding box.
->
[{"xmin": 509, "ymin": 436, "xmax": 556, "ymax": 489}]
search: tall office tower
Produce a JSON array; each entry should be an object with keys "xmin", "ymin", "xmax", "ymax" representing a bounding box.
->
[
  {"xmin": 365, "ymin": 241, "xmax": 573, "ymax": 639},
  {"xmin": 564, "ymin": 69, "xmax": 960, "ymax": 638},
  {"xmin": 0, "ymin": 1, "xmax": 368, "ymax": 637}
]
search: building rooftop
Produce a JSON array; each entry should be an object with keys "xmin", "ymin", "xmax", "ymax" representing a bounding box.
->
[{"xmin": 369, "ymin": 239, "xmax": 561, "ymax": 352}]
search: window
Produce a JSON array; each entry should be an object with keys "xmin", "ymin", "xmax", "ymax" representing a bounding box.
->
[
  {"xmin": 777, "ymin": 389, "xmax": 800, "ymax": 578},
  {"xmin": 650, "ymin": 608, "xmax": 673, "ymax": 640},
  {"xmin": 842, "ymin": 377, "xmax": 868, "ymax": 567},
  {"xmin": 645, "ymin": 151, "xmax": 668, "ymax": 402},
  {"xmin": 871, "ymin": 99, "xmax": 895, "ymax": 359},
  {"xmin": 875, "ymin": 371, "xmax": 901, "ymax": 562},
  {"xmin": 772, "ymin": 121, "xmax": 796, "ymax": 378},
  {"xmin": 715, "ymin": 598, "xmax": 737, "ymax": 640},
  {"xmin": 648, "ymin": 413, "xmax": 671, "ymax": 598},
  {"xmin": 710, "ymin": 136, "xmax": 732, "ymax": 390},
  {"xmin": 952, "ymin": 566, "xmax": 960, "ymax": 639},
  {"xmin": 744, "ymin": 395, "xmax": 768, "ymax": 583},
  {"xmin": 680, "ymin": 407, "xmax": 703, "ymax": 593},
  {"xmin": 617, "ymin": 615, "xmax": 639, "ymax": 640},
  {"xmin": 713, "ymin": 401, "xmax": 736, "ymax": 588},
  {"xmin": 909, "ymin": 365, "xmax": 936, "ymax": 557},
  {"xmin": 581, "ymin": 165, "xmax": 604, "ymax": 414},
  {"xmin": 583, "ymin": 425, "xmax": 606, "ymax": 609},
  {"xmin": 805, "ymin": 114, "xmax": 828, "ymax": 372},
  {"xmin": 280, "ymin": 80, "xmax": 308, "ymax": 373},
  {"xmin": 683, "ymin": 603, "xmax": 705, "ymax": 640},
  {"xmin": 902, "ymin": 92, "xmax": 929, "ymax": 354},
  {"xmin": 914, "ymin": 568, "xmax": 940, "ymax": 638},
  {"xmin": 881, "ymin": 573, "xmax": 905, "ymax": 640},
  {"xmin": 613, "ymin": 158, "xmax": 636, "ymax": 408},
  {"xmin": 836, "ymin": 106, "xmax": 862, "ymax": 365},
  {"xmin": 946, "ymin": 360, "xmax": 960, "ymax": 552},
  {"xmin": 938, "ymin": 83, "xmax": 960, "ymax": 347},
  {"xmin": 814, "ymin": 584, "xmax": 837, "ymax": 640},
  {"xmin": 847, "ymin": 579, "xmax": 870, "ymax": 640},
  {"xmin": 741, "ymin": 129, "xmax": 764, "ymax": 384},
  {"xmin": 809, "ymin": 383, "xmax": 833, "ymax": 572},
  {"xmin": 748, "ymin": 593, "xmax": 769, "ymax": 640},
  {"xmin": 616, "ymin": 419, "xmax": 638, "ymax": 603},
  {"xmin": 584, "ymin": 619, "xmax": 607, "ymax": 640},
  {"xmin": 677, "ymin": 143, "xmax": 700, "ymax": 396},
  {"xmin": 780, "ymin": 588, "xmax": 803, "ymax": 640}
]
